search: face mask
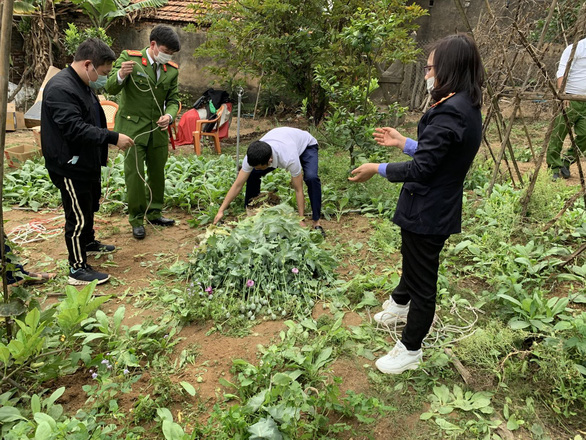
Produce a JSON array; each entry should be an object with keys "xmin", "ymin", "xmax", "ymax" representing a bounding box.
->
[
  {"xmin": 426, "ymin": 76, "xmax": 435, "ymax": 93},
  {"xmin": 88, "ymin": 65, "xmax": 107, "ymax": 90},
  {"xmin": 154, "ymin": 46, "xmax": 172, "ymax": 64}
]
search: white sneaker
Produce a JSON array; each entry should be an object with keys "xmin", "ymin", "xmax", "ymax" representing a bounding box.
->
[
  {"xmin": 374, "ymin": 298, "xmax": 409, "ymax": 325},
  {"xmin": 375, "ymin": 340, "xmax": 422, "ymax": 374}
]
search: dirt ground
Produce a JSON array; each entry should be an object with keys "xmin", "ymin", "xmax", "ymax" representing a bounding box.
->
[
  {"xmin": 1, "ymin": 128, "xmax": 388, "ymax": 433},
  {"xmin": 2, "ymin": 119, "xmax": 578, "ymax": 438},
  {"xmin": 4, "ymin": 206, "xmax": 390, "ymax": 434}
]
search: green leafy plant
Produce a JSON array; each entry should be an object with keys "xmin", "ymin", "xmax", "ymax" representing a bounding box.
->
[
  {"xmin": 454, "ymin": 320, "xmax": 526, "ymax": 377},
  {"xmin": 420, "ymin": 385, "xmax": 501, "ymax": 439},
  {"xmin": 3, "ymin": 159, "xmax": 61, "ymax": 210},
  {"xmin": 0, "ymin": 308, "xmax": 46, "ymax": 374},
  {"xmin": 0, "ymin": 282, "xmax": 111, "ymax": 390},
  {"xmin": 56, "ymin": 283, "xmax": 110, "ymax": 339},
  {"xmin": 188, "ymin": 316, "xmax": 394, "ymax": 438},
  {"xmin": 157, "ymin": 407, "xmax": 191, "ymax": 440},
  {"xmin": 69, "ymin": 0, "xmax": 168, "ymax": 30},
  {"xmin": 62, "ymin": 23, "xmax": 113, "ymax": 56},
  {"xmin": 159, "ymin": 205, "xmax": 337, "ymax": 326},
  {"xmin": 194, "ymin": 0, "xmax": 424, "ymax": 123},
  {"xmin": 75, "ymin": 307, "xmax": 179, "ymax": 369},
  {"xmin": 497, "ymin": 289, "xmax": 571, "ymax": 333},
  {"xmin": 315, "ymin": 7, "xmax": 413, "ymax": 165},
  {"xmin": 529, "ymin": 338, "xmax": 586, "ymax": 417}
]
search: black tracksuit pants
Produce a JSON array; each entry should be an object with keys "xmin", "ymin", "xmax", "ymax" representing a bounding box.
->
[
  {"xmin": 391, "ymin": 228, "xmax": 448, "ymax": 351},
  {"xmin": 49, "ymin": 171, "xmax": 100, "ymax": 269}
]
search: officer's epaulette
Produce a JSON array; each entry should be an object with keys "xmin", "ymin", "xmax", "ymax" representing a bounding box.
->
[
  {"xmin": 167, "ymin": 61, "xmax": 179, "ymax": 69},
  {"xmin": 126, "ymin": 50, "xmax": 143, "ymax": 57},
  {"xmin": 431, "ymin": 92, "xmax": 456, "ymax": 108}
]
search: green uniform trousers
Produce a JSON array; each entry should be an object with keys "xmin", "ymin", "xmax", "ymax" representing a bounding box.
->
[
  {"xmin": 546, "ymin": 100, "xmax": 586, "ymax": 171},
  {"xmin": 124, "ymin": 131, "xmax": 169, "ymax": 227}
]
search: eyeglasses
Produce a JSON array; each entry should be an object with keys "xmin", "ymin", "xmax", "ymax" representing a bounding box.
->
[{"xmin": 424, "ymin": 65, "xmax": 435, "ymax": 74}]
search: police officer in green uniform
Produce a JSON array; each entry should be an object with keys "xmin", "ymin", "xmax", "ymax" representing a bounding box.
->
[{"xmin": 105, "ymin": 25, "xmax": 180, "ymax": 239}]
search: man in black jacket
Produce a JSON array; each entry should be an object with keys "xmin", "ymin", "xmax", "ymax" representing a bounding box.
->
[{"xmin": 41, "ymin": 39, "xmax": 134, "ymax": 285}]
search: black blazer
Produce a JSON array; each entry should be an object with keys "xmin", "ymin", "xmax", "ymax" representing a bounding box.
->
[
  {"xmin": 41, "ymin": 66, "xmax": 119, "ymax": 181},
  {"xmin": 385, "ymin": 92, "xmax": 482, "ymax": 235}
]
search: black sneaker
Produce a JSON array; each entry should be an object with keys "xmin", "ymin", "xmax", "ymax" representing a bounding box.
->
[
  {"xmin": 560, "ymin": 166, "xmax": 571, "ymax": 179},
  {"xmin": 314, "ymin": 226, "xmax": 326, "ymax": 238},
  {"xmin": 86, "ymin": 240, "xmax": 115, "ymax": 255},
  {"xmin": 68, "ymin": 265, "xmax": 110, "ymax": 286}
]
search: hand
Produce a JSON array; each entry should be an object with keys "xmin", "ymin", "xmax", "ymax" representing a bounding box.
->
[
  {"xmin": 116, "ymin": 134, "xmax": 134, "ymax": 150},
  {"xmin": 373, "ymin": 127, "xmax": 406, "ymax": 150},
  {"xmin": 118, "ymin": 61, "xmax": 135, "ymax": 80},
  {"xmin": 348, "ymin": 163, "xmax": 379, "ymax": 183},
  {"xmin": 157, "ymin": 114, "xmax": 172, "ymax": 129},
  {"xmin": 213, "ymin": 210, "xmax": 224, "ymax": 225}
]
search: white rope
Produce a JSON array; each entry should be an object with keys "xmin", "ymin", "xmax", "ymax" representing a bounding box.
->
[
  {"xmin": 374, "ymin": 297, "xmax": 483, "ymax": 349},
  {"xmin": 7, "ymin": 216, "xmax": 63, "ymax": 244}
]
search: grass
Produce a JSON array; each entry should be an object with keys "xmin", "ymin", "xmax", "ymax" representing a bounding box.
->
[{"xmin": 2, "ymin": 116, "xmax": 586, "ymax": 438}]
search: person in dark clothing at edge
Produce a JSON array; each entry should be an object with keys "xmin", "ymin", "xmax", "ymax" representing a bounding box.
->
[
  {"xmin": 41, "ymin": 38, "xmax": 134, "ymax": 285},
  {"xmin": 349, "ymin": 34, "xmax": 484, "ymax": 374},
  {"xmin": 2, "ymin": 238, "xmax": 56, "ymax": 287}
]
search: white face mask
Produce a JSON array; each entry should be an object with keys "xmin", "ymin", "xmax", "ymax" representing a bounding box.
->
[
  {"xmin": 154, "ymin": 46, "xmax": 172, "ymax": 64},
  {"xmin": 426, "ymin": 76, "xmax": 435, "ymax": 94}
]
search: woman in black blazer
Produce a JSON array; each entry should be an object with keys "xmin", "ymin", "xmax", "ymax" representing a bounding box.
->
[{"xmin": 349, "ymin": 34, "xmax": 484, "ymax": 374}]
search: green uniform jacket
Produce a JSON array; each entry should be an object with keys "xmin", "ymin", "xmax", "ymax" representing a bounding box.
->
[{"xmin": 105, "ymin": 48, "xmax": 179, "ymax": 145}]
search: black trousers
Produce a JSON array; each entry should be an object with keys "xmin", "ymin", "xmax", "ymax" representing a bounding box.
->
[
  {"xmin": 49, "ymin": 171, "xmax": 100, "ymax": 269},
  {"xmin": 391, "ymin": 228, "xmax": 448, "ymax": 351}
]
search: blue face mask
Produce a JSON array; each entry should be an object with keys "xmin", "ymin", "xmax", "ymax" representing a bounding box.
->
[{"xmin": 88, "ymin": 65, "xmax": 107, "ymax": 90}]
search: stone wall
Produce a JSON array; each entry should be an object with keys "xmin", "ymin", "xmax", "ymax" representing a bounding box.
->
[
  {"xmin": 412, "ymin": 0, "xmax": 485, "ymax": 42},
  {"xmin": 8, "ymin": 30, "xmax": 26, "ymax": 84}
]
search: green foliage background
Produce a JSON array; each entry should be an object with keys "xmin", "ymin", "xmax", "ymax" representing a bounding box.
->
[{"xmin": 193, "ymin": 0, "xmax": 425, "ymax": 123}]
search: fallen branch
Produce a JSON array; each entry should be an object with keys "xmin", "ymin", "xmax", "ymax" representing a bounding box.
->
[
  {"xmin": 7, "ymin": 66, "xmax": 33, "ymax": 103},
  {"xmin": 499, "ymin": 350, "xmax": 530, "ymax": 376},
  {"xmin": 544, "ymin": 188, "xmax": 586, "ymax": 231},
  {"xmin": 444, "ymin": 347, "xmax": 473, "ymax": 386},
  {"xmin": 560, "ymin": 242, "xmax": 586, "ymax": 269}
]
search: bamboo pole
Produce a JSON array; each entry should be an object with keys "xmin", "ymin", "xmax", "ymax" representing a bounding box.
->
[
  {"xmin": 481, "ymin": 0, "xmax": 561, "ymax": 193},
  {"xmin": 516, "ymin": 106, "xmax": 536, "ymax": 161},
  {"xmin": 0, "ymin": 0, "xmax": 16, "ymax": 336},
  {"xmin": 517, "ymin": 4, "xmax": 586, "ymax": 216},
  {"xmin": 452, "ymin": 0, "xmax": 524, "ymax": 192}
]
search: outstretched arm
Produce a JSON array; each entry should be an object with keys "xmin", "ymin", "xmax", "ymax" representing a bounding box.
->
[
  {"xmin": 348, "ymin": 163, "xmax": 379, "ymax": 183},
  {"xmin": 373, "ymin": 127, "xmax": 407, "ymax": 150},
  {"xmin": 373, "ymin": 127, "xmax": 418, "ymax": 157},
  {"xmin": 213, "ymin": 169, "xmax": 250, "ymax": 224}
]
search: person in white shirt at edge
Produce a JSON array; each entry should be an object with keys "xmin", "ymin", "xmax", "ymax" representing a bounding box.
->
[
  {"xmin": 546, "ymin": 37, "xmax": 586, "ymax": 180},
  {"xmin": 213, "ymin": 127, "xmax": 325, "ymax": 236}
]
